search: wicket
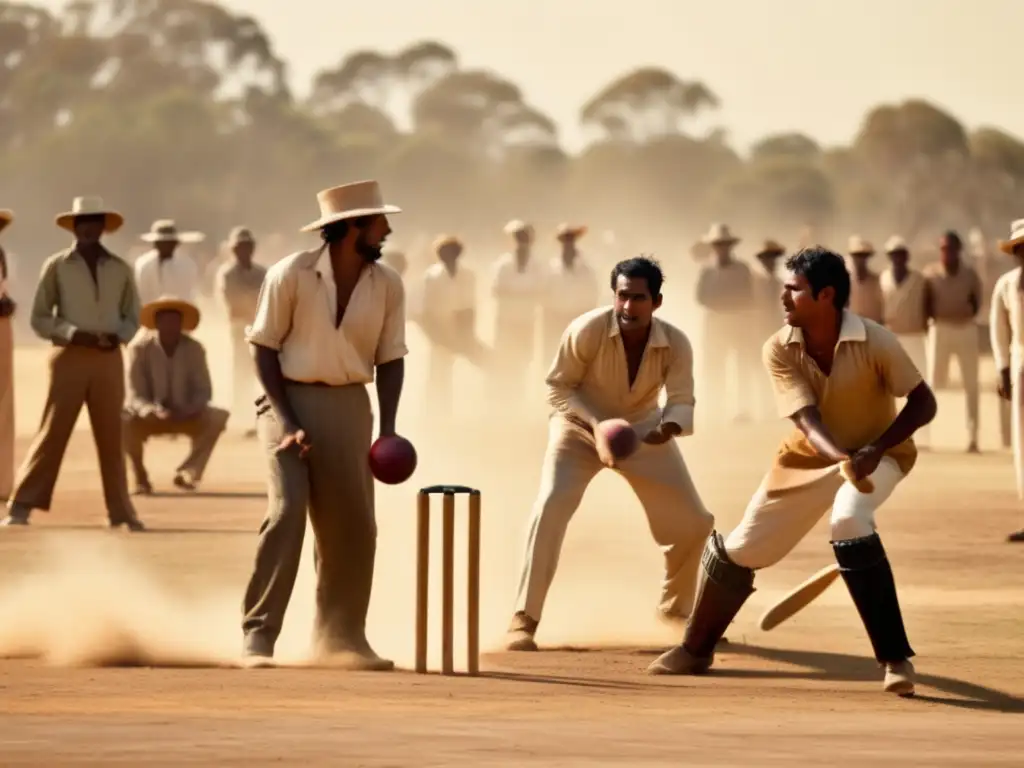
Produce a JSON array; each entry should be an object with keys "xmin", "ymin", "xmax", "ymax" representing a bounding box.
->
[{"xmin": 415, "ymin": 485, "xmax": 481, "ymax": 675}]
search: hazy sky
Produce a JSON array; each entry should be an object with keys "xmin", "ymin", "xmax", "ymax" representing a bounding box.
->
[{"xmin": 37, "ymin": 0, "xmax": 1024, "ymax": 153}]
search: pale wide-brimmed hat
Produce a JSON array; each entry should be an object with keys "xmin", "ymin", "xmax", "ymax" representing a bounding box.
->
[
  {"xmin": 0, "ymin": 209, "xmax": 12, "ymax": 234},
  {"xmin": 299, "ymin": 180, "xmax": 401, "ymax": 233},
  {"xmin": 703, "ymin": 223, "xmax": 739, "ymax": 246},
  {"xmin": 140, "ymin": 296, "xmax": 201, "ymax": 332},
  {"xmin": 433, "ymin": 234, "xmax": 463, "ymax": 252},
  {"xmin": 556, "ymin": 223, "xmax": 587, "ymax": 240},
  {"xmin": 226, "ymin": 226, "xmax": 255, "ymax": 246},
  {"xmin": 848, "ymin": 235, "xmax": 875, "ymax": 256},
  {"xmin": 998, "ymin": 219, "xmax": 1024, "ymax": 255},
  {"xmin": 503, "ymin": 219, "xmax": 534, "ymax": 239},
  {"xmin": 756, "ymin": 239, "xmax": 786, "ymax": 257},
  {"xmin": 141, "ymin": 219, "xmax": 205, "ymax": 244},
  {"xmin": 55, "ymin": 196, "xmax": 124, "ymax": 234},
  {"xmin": 884, "ymin": 235, "xmax": 909, "ymax": 255}
]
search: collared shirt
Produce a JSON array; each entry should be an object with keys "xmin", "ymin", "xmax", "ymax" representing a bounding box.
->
[
  {"xmin": 215, "ymin": 259, "xmax": 267, "ymax": 323},
  {"xmin": 764, "ymin": 312, "xmax": 923, "ymax": 476},
  {"xmin": 491, "ymin": 252, "xmax": 546, "ymax": 327},
  {"xmin": 125, "ymin": 332, "xmax": 212, "ymax": 416},
  {"xmin": 695, "ymin": 260, "xmax": 752, "ymax": 314},
  {"xmin": 545, "ymin": 256, "xmax": 599, "ymax": 319},
  {"xmin": 420, "ymin": 262, "xmax": 476, "ymax": 326},
  {"xmin": 545, "ymin": 306, "xmax": 695, "ymax": 434},
  {"xmin": 245, "ymin": 249, "xmax": 407, "ymax": 385},
  {"xmin": 134, "ymin": 250, "xmax": 200, "ymax": 306},
  {"xmin": 880, "ymin": 268, "xmax": 927, "ymax": 335},
  {"xmin": 989, "ymin": 266, "xmax": 1024, "ymax": 371},
  {"xmin": 30, "ymin": 248, "xmax": 140, "ymax": 344},
  {"xmin": 922, "ymin": 261, "xmax": 982, "ymax": 325},
  {"xmin": 848, "ymin": 272, "xmax": 884, "ymax": 324}
]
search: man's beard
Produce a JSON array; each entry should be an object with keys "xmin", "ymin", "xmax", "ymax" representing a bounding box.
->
[{"xmin": 357, "ymin": 234, "xmax": 383, "ymax": 262}]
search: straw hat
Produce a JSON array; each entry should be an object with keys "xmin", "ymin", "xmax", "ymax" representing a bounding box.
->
[
  {"xmin": 432, "ymin": 234, "xmax": 463, "ymax": 252},
  {"xmin": 0, "ymin": 209, "xmax": 12, "ymax": 234},
  {"xmin": 504, "ymin": 220, "xmax": 534, "ymax": 240},
  {"xmin": 141, "ymin": 219, "xmax": 205, "ymax": 244},
  {"xmin": 847, "ymin": 235, "xmax": 875, "ymax": 256},
  {"xmin": 998, "ymin": 219, "xmax": 1024, "ymax": 255},
  {"xmin": 299, "ymin": 180, "xmax": 401, "ymax": 233},
  {"xmin": 702, "ymin": 223, "xmax": 739, "ymax": 246},
  {"xmin": 226, "ymin": 226, "xmax": 255, "ymax": 246},
  {"xmin": 556, "ymin": 223, "xmax": 587, "ymax": 240},
  {"xmin": 140, "ymin": 296, "xmax": 201, "ymax": 332},
  {"xmin": 884, "ymin": 235, "xmax": 909, "ymax": 255},
  {"xmin": 55, "ymin": 196, "xmax": 124, "ymax": 234},
  {"xmin": 756, "ymin": 239, "xmax": 786, "ymax": 258}
]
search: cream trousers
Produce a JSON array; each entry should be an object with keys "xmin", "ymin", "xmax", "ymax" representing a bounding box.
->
[
  {"xmin": 724, "ymin": 457, "xmax": 905, "ymax": 570},
  {"xmin": 928, "ymin": 322, "xmax": 979, "ymax": 444},
  {"xmin": 513, "ymin": 415, "xmax": 714, "ymax": 621}
]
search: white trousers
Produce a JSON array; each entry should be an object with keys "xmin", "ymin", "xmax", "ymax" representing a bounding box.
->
[
  {"xmin": 724, "ymin": 457, "xmax": 905, "ymax": 570},
  {"xmin": 928, "ymin": 322, "xmax": 979, "ymax": 444},
  {"xmin": 513, "ymin": 416, "xmax": 714, "ymax": 621}
]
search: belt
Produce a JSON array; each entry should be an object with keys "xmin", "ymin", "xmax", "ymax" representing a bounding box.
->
[{"xmin": 283, "ymin": 378, "xmax": 335, "ymax": 387}]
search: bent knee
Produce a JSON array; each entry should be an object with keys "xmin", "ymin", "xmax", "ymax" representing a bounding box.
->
[{"xmin": 829, "ymin": 513, "xmax": 874, "ymax": 542}]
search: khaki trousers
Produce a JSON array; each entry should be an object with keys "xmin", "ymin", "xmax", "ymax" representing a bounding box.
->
[
  {"xmin": 513, "ymin": 415, "xmax": 714, "ymax": 622},
  {"xmin": 241, "ymin": 383, "xmax": 376, "ymax": 655},
  {"xmin": 9, "ymin": 345, "xmax": 136, "ymax": 522},
  {"xmin": 928, "ymin": 322, "xmax": 980, "ymax": 445},
  {"xmin": 725, "ymin": 457, "xmax": 905, "ymax": 570},
  {"xmin": 122, "ymin": 406, "xmax": 229, "ymax": 486},
  {"xmin": 0, "ymin": 319, "xmax": 13, "ymax": 501}
]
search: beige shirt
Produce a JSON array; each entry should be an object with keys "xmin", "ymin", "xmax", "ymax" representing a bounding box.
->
[
  {"xmin": 880, "ymin": 268, "xmax": 927, "ymax": 335},
  {"xmin": 134, "ymin": 250, "xmax": 200, "ymax": 306},
  {"xmin": 491, "ymin": 252, "xmax": 546, "ymax": 327},
  {"xmin": 125, "ymin": 332, "xmax": 211, "ymax": 416},
  {"xmin": 420, "ymin": 262, "xmax": 476, "ymax": 324},
  {"xmin": 695, "ymin": 260, "xmax": 752, "ymax": 314},
  {"xmin": 922, "ymin": 261, "xmax": 982, "ymax": 325},
  {"xmin": 989, "ymin": 267, "xmax": 1024, "ymax": 371},
  {"xmin": 848, "ymin": 272, "xmax": 884, "ymax": 324},
  {"xmin": 31, "ymin": 248, "xmax": 141, "ymax": 344},
  {"xmin": 764, "ymin": 312, "xmax": 923, "ymax": 476},
  {"xmin": 545, "ymin": 257, "xmax": 599, "ymax": 319},
  {"xmin": 545, "ymin": 306, "xmax": 695, "ymax": 434},
  {"xmin": 215, "ymin": 259, "xmax": 267, "ymax": 323},
  {"xmin": 246, "ymin": 249, "xmax": 407, "ymax": 385}
]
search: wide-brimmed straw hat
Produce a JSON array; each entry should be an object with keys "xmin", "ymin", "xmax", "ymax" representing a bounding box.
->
[
  {"xmin": 299, "ymin": 180, "xmax": 401, "ymax": 233},
  {"xmin": 0, "ymin": 209, "xmax": 12, "ymax": 234},
  {"xmin": 702, "ymin": 223, "xmax": 739, "ymax": 246},
  {"xmin": 504, "ymin": 219, "xmax": 534, "ymax": 239},
  {"xmin": 848, "ymin": 235, "xmax": 875, "ymax": 256},
  {"xmin": 55, "ymin": 196, "xmax": 124, "ymax": 234},
  {"xmin": 756, "ymin": 239, "xmax": 786, "ymax": 258},
  {"xmin": 884, "ymin": 235, "xmax": 909, "ymax": 255},
  {"xmin": 140, "ymin": 296, "xmax": 201, "ymax": 332},
  {"xmin": 998, "ymin": 219, "xmax": 1024, "ymax": 255},
  {"xmin": 556, "ymin": 223, "xmax": 587, "ymax": 240},
  {"xmin": 141, "ymin": 219, "xmax": 205, "ymax": 244}
]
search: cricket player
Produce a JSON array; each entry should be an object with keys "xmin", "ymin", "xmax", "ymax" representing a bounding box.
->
[
  {"xmin": 989, "ymin": 218, "xmax": 1024, "ymax": 543},
  {"xmin": 505, "ymin": 256, "xmax": 714, "ymax": 651},
  {"xmin": 648, "ymin": 246, "xmax": 937, "ymax": 697}
]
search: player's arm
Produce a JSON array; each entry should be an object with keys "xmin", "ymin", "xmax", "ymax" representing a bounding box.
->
[
  {"xmin": 645, "ymin": 329, "xmax": 694, "ymax": 443},
  {"xmin": 868, "ymin": 331, "xmax": 937, "ymax": 453},
  {"xmin": 246, "ymin": 263, "xmax": 303, "ymax": 432},
  {"xmin": 374, "ymin": 269, "xmax": 409, "ymax": 438},
  {"xmin": 990, "ymin": 278, "xmax": 1013, "ymax": 399},
  {"xmin": 545, "ymin": 316, "xmax": 601, "ymax": 427},
  {"xmin": 764, "ymin": 337, "xmax": 848, "ymax": 463}
]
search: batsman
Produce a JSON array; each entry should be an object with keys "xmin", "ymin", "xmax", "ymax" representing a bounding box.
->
[{"xmin": 649, "ymin": 246, "xmax": 937, "ymax": 696}]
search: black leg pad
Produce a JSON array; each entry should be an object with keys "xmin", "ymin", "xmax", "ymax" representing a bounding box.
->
[
  {"xmin": 683, "ymin": 531, "xmax": 756, "ymax": 659},
  {"xmin": 833, "ymin": 533, "xmax": 915, "ymax": 663}
]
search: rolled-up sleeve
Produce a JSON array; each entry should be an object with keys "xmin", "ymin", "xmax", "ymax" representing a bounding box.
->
[
  {"xmin": 763, "ymin": 337, "xmax": 817, "ymax": 418},
  {"xmin": 375, "ymin": 268, "xmax": 408, "ymax": 365},
  {"xmin": 873, "ymin": 327, "xmax": 924, "ymax": 398},
  {"xmin": 660, "ymin": 331, "xmax": 696, "ymax": 436},
  {"xmin": 245, "ymin": 262, "xmax": 296, "ymax": 351},
  {"xmin": 30, "ymin": 255, "xmax": 76, "ymax": 343},
  {"xmin": 545, "ymin": 318, "xmax": 601, "ymax": 426}
]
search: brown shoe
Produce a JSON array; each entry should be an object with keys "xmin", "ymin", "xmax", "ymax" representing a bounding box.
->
[
  {"xmin": 883, "ymin": 660, "xmax": 915, "ymax": 696},
  {"xmin": 647, "ymin": 644, "xmax": 713, "ymax": 675},
  {"xmin": 505, "ymin": 611, "xmax": 539, "ymax": 651},
  {"xmin": 1007, "ymin": 529, "xmax": 1024, "ymax": 543}
]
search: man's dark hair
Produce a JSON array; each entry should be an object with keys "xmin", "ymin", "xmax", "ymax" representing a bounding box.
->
[
  {"xmin": 320, "ymin": 215, "xmax": 374, "ymax": 245},
  {"xmin": 610, "ymin": 256, "xmax": 664, "ymax": 297},
  {"xmin": 942, "ymin": 230, "xmax": 962, "ymax": 248},
  {"xmin": 785, "ymin": 246, "xmax": 850, "ymax": 310}
]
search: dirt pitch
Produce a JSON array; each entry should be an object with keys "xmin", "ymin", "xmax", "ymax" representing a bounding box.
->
[{"xmin": 0, "ymin": 325, "xmax": 1022, "ymax": 766}]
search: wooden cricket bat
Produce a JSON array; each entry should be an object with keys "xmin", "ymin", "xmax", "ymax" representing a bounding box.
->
[{"xmin": 758, "ymin": 564, "xmax": 842, "ymax": 631}]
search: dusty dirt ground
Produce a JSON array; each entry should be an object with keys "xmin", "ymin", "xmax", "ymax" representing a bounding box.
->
[{"xmin": 0, "ymin": 299, "xmax": 1021, "ymax": 766}]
